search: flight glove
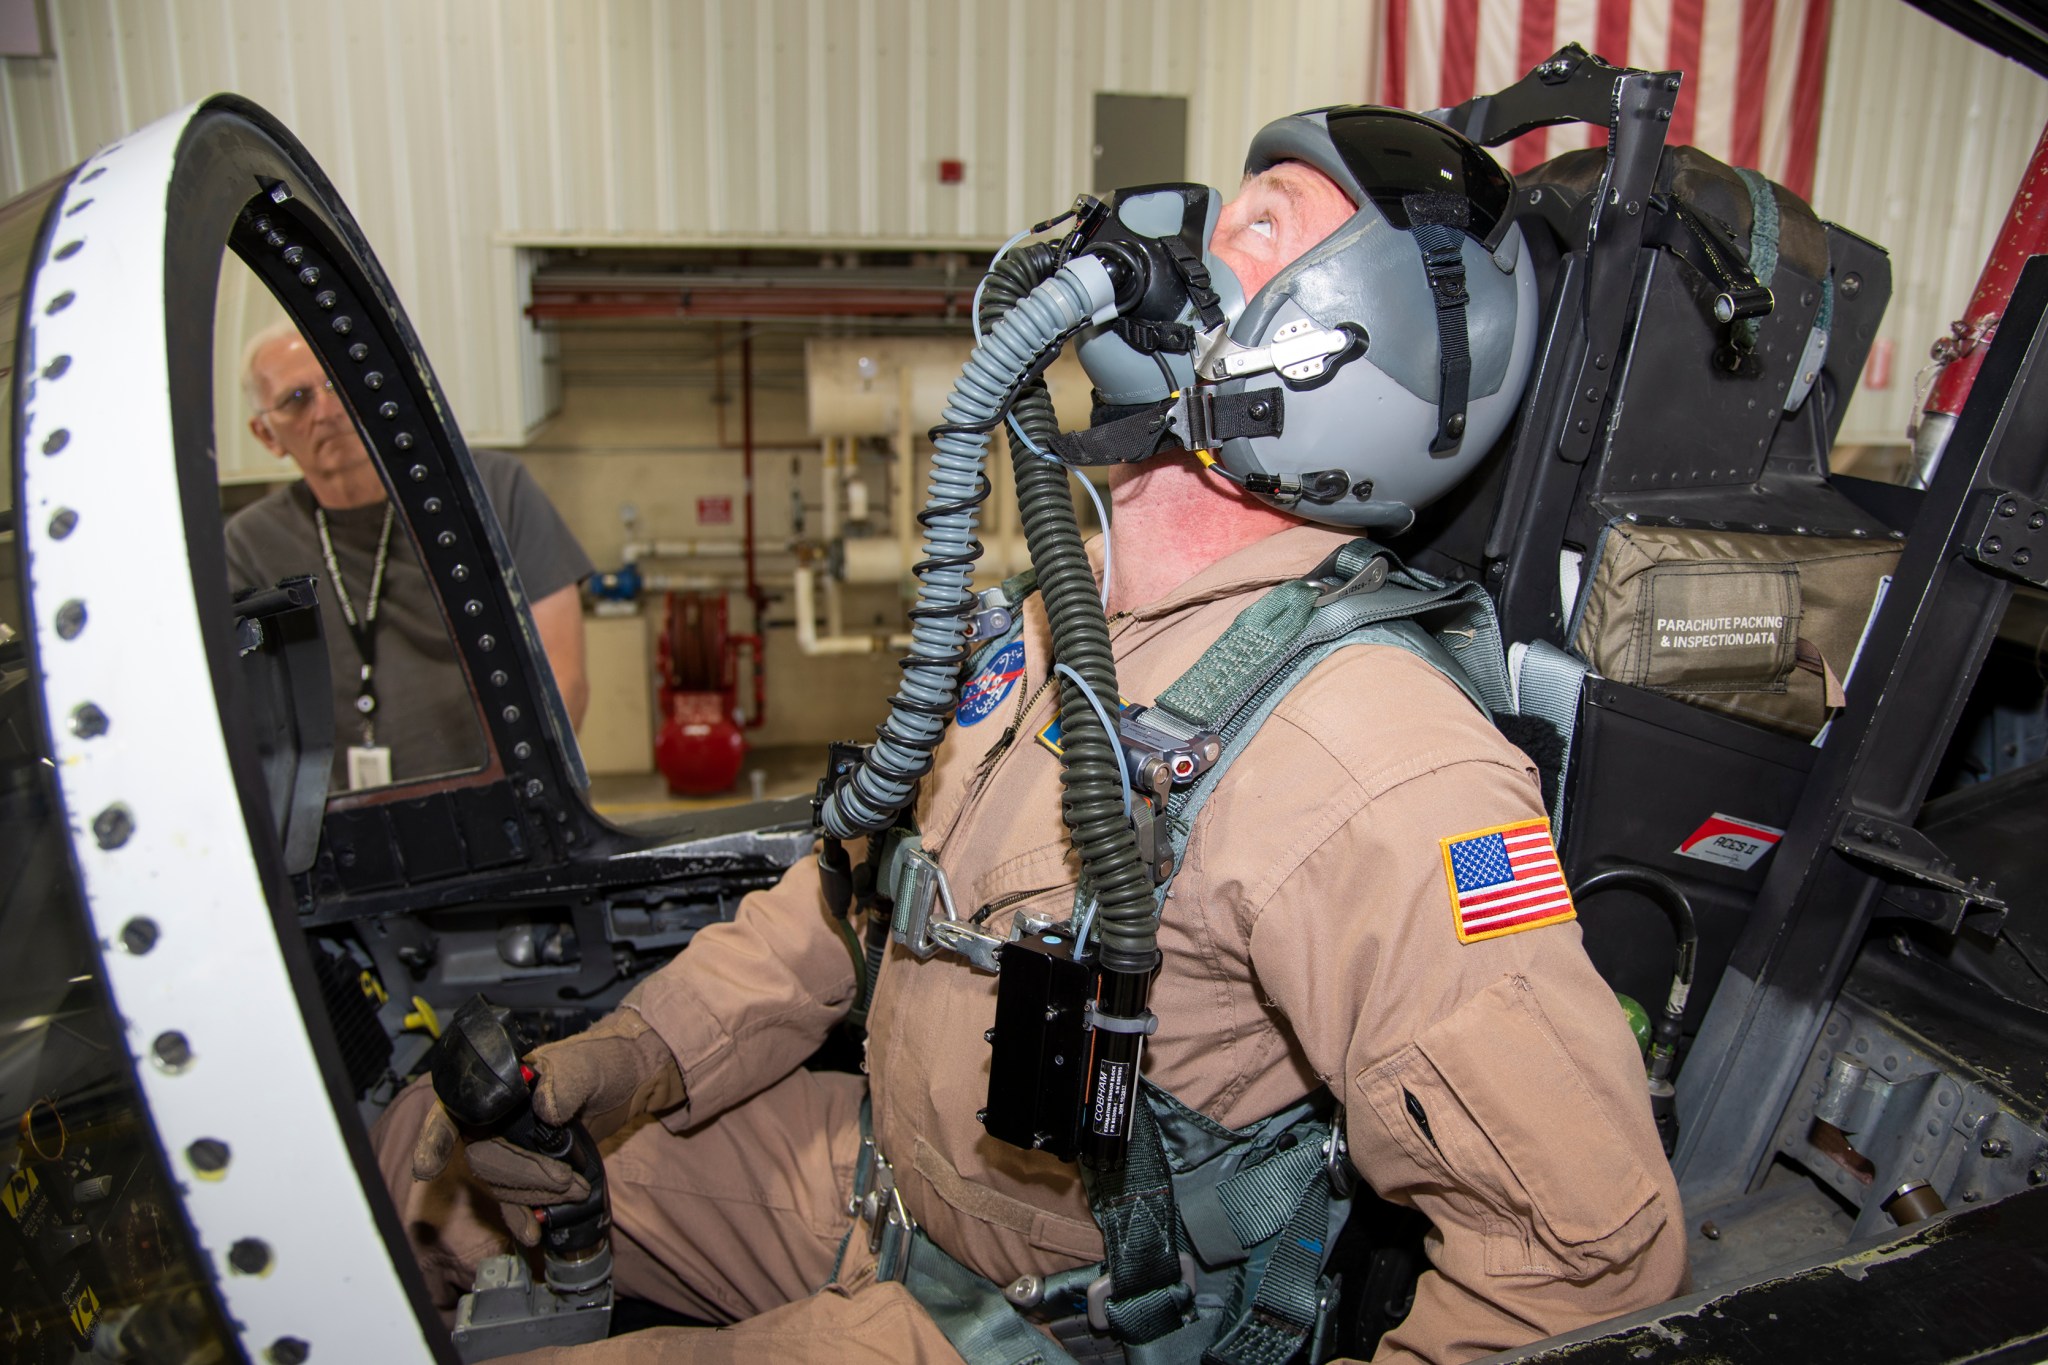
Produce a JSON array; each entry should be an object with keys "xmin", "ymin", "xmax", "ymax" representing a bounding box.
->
[{"xmin": 411, "ymin": 994, "xmax": 684, "ymax": 1246}]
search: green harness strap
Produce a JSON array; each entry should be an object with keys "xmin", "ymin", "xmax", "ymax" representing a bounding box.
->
[
  {"xmin": 1733, "ymin": 168, "xmax": 1779, "ymax": 355},
  {"xmin": 1155, "ymin": 540, "xmax": 1509, "ymax": 729},
  {"xmin": 1084, "ymin": 1099, "xmax": 1196, "ymax": 1345},
  {"xmin": 899, "ymin": 1233, "xmax": 1089, "ymax": 1365}
]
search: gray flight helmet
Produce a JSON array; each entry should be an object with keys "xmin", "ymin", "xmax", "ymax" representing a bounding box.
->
[{"xmin": 1213, "ymin": 106, "xmax": 1539, "ymax": 531}]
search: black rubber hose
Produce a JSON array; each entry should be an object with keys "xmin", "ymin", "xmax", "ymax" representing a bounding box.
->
[
  {"xmin": 980, "ymin": 246, "xmax": 1159, "ymax": 975},
  {"xmin": 1573, "ymin": 866, "xmax": 1699, "ymax": 1011}
]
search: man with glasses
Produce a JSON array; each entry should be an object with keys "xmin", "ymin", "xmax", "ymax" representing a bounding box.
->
[{"xmin": 225, "ymin": 322, "xmax": 593, "ymax": 789}]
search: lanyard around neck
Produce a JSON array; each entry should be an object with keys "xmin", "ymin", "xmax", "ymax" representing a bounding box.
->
[{"xmin": 315, "ymin": 502, "xmax": 395, "ymax": 742}]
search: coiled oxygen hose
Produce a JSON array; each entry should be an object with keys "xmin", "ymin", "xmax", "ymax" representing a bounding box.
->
[
  {"xmin": 979, "ymin": 245, "xmax": 1159, "ymax": 978},
  {"xmin": 817, "ymin": 255, "xmax": 1119, "ymax": 839}
]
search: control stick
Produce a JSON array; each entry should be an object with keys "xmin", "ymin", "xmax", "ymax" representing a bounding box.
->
[{"xmin": 431, "ymin": 997, "xmax": 612, "ymax": 1359}]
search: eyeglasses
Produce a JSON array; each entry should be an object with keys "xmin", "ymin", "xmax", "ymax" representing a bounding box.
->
[{"xmin": 259, "ymin": 378, "xmax": 337, "ymax": 420}]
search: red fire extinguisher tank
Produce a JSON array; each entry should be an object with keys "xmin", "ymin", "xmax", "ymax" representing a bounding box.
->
[
  {"xmin": 655, "ymin": 691, "xmax": 746, "ymax": 795},
  {"xmin": 653, "ymin": 592, "xmax": 753, "ymax": 795}
]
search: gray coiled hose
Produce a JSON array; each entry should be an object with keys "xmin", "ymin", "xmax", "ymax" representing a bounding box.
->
[
  {"xmin": 981, "ymin": 246, "xmax": 1160, "ymax": 976},
  {"xmin": 818, "ymin": 256, "xmax": 1118, "ymax": 838}
]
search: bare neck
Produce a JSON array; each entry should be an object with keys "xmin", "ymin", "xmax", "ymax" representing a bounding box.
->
[
  {"xmin": 303, "ymin": 464, "xmax": 388, "ymax": 512},
  {"xmin": 1104, "ymin": 456, "xmax": 1298, "ymax": 613}
]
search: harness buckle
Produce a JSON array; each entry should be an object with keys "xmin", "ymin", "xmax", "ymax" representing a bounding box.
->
[
  {"xmin": 887, "ymin": 841, "xmax": 954, "ymax": 961},
  {"xmin": 927, "ymin": 917, "xmax": 1007, "ymax": 974},
  {"xmin": 1118, "ymin": 704, "xmax": 1222, "ymax": 798},
  {"xmin": 852, "ymin": 1138, "xmax": 916, "ymax": 1283},
  {"xmin": 1323, "ymin": 1124, "xmax": 1357, "ymax": 1198},
  {"xmin": 1084, "ymin": 1253, "xmax": 1198, "ymax": 1333}
]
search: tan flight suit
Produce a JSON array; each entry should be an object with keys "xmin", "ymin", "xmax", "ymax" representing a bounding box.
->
[{"xmin": 375, "ymin": 523, "xmax": 1689, "ymax": 1364}]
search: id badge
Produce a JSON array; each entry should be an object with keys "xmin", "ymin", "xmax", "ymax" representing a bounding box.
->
[{"xmin": 346, "ymin": 744, "xmax": 393, "ymax": 790}]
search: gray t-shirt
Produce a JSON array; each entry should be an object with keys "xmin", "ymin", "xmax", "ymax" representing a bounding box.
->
[{"xmin": 224, "ymin": 449, "xmax": 592, "ymax": 787}]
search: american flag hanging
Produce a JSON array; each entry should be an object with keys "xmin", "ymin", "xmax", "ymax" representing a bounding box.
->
[
  {"xmin": 1379, "ymin": 0, "xmax": 1835, "ymax": 200},
  {"xmin": 1441, "ymin": 819, "xmax": 1578, "ymax": 943}
]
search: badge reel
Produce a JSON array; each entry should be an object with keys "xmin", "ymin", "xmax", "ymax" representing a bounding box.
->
[{"xmin": 346, "ymin": 674, "xmax": 392, "ymax": 790}]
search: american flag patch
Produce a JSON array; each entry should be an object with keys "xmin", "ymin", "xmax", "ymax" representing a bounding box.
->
[{"xmin": 1441, "ymin": 820, "xmax": 1575, "ymax": 944}]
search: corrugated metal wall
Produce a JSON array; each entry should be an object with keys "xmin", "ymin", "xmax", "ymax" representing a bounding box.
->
[
  {"xmin": 1808, "ymin": 3, "xmax": 2048, "ymax": 445},
  {"xmin": 0, "ymin": 0, "xmax": 1368, "ymax": 447},
  {"xmin": 1, "ymin": 2, "xmax": 2041, "ymax": 449}
]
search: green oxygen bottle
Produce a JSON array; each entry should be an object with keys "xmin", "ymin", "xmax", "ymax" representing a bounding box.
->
[{"xmin": 1615, "ymin": 992, "xmax": 1652, "ymax": 1058}]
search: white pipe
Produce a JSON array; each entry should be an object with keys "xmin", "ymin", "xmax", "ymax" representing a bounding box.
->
[
  {"xmin": 621, "ymin": 537, "xmax": 753, "ymax": 564},
  {"xmin": 820, "ymin": 436, "xmax": 847, "ymax": 637},
  {"xmin": 894, "ymin": 367, "xmax": 916, "ymax": 567},
  {"xmin": 825, "ymin": 569, "xmax": 847, "ymax": 637},
  {"xmin": 794, "ymin": 564, "xmax": 887, "ymax": 655},
  {"xmin": 638, "ymin": 572, "xmax": 747, "ymax": 592},
  {"xmin": 820, "ymin": 436, "xmax": 840, "ymax": 543},
  {"xmin": 840, "ymin": 533, "xmax": 1031, "ymax": 585}
]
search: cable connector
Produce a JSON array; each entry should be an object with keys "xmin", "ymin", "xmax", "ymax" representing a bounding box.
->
[
  {"xmin": 962, "ymin": 586, "xmax": 1016, "ymax": 643},
  {"xmin": 1118, "ymin": 704, "xmax": 1221, "ymax": 799}
]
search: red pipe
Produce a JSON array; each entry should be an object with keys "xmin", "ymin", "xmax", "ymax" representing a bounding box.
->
[
  {"xmin": 741, "ymin": 331, "xmax": 760, "ymax": 608},
  {"xmin": 740, "ymin": 331, "xmax": 767, "ymax": 729},
  {"xmin": 1926, "ymin": 119, "xmax": 2048, "ymax": 419}
]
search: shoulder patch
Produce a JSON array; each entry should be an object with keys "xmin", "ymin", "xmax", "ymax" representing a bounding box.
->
[
  {"xmin": 958, "ymin": 640, "xmax": 1027, "ymax": 726},
  {"xmin": 1440, "ymin": 819, "xmax": 1575, "ymax": 943}
]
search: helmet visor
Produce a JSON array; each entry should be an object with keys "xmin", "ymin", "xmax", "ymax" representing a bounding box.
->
[{"xmin": 1319, "ymin": 108, "xmax": 1514, "ymax": 239}]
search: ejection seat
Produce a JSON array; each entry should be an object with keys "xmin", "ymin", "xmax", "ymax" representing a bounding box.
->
[
  {"xmin": 1386, "ymin": 44, "xmax": 2048, "ymax": 1226},
  {"xmin": 1393, "ymin": 45, "xmax": 1898, "ymax": 1076}
]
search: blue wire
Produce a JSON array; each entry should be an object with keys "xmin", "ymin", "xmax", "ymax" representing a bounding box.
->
[
  {"xmin": 970, "ymin": 227, "xmax": 1035, "ymax": 339},
  {"xmin": 1073, "ymin": 898, "xmax": 1099, "ymax": 956},
  {"xmin": 1007, "ymin": 413, "xmax": 1114, "ymax": 608},
  {"xmin": 1053, "ymin": 662, "xmax": 1131, "ymax": 818}
]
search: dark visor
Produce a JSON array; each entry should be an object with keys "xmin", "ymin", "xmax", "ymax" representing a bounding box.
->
[{"xmin": 1321, "ymin": 107, "xmax": 1514, "ymax": 240}]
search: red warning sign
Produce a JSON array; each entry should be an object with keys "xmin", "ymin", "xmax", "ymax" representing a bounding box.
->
[
  {"xmin": 696, "ymin": 495, "xmax": 734, "ymax": 525},
  {"xmin": 1676, "ymin": 813, "xmax": 1785, "ymax": 871}
]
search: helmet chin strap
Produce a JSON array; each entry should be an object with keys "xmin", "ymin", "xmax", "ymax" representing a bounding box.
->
[{"xmin": 1405, "ymin": 192, "xmax": 1476, "ymax": 453}]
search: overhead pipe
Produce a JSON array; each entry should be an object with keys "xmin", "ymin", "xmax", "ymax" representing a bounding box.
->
[
  {"xmin": 527, "ymin": 284, "xmax": 968, "ymax": 321},
  {"xmin": 620, "ymin": 538, "xmax": 753, "ymax": 564}
]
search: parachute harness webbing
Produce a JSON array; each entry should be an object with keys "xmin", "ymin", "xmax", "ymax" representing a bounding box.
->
[
  {"xmin": 1734, "ymin": 167, "xmax": 1781, "ymax": 354},
  {"xmin": 1083, "ymin": 1098, "xmax": 1194, "ymax": 1343}
]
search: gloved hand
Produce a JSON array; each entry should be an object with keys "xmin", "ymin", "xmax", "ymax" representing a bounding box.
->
[{"xmin": 411, "ymin": 998, "xmax": 684, "ymax": 1246}]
